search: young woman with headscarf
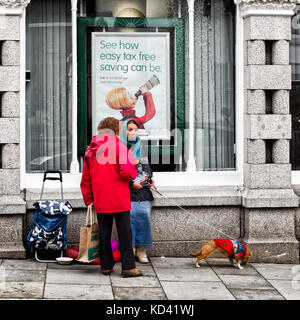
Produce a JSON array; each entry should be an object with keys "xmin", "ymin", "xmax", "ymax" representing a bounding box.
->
[{"xmin": 119, "ymin": 118, "xmax": 154, "ymax": 263}]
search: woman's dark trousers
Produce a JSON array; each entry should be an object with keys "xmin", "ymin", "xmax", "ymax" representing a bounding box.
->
[{"xmin": 97, "ymin": 211, "xmax": 136, "ymax": 271}]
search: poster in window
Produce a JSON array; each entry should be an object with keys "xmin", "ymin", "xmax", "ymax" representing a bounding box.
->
[{"xmin": 92, "ymin": 32, "xmax": 170, "ymax": 140}]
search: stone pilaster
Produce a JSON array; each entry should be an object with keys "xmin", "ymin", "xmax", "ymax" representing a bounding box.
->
[
  {"xmin": 0, "ymin": 0, "xmax": 30, "ymax": 259},
  {"xmin": 236, "ymin": 0, "xmax": 300, "ymax": 262}
]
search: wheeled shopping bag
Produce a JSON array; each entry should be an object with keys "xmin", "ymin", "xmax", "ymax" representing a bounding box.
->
[{"xmin": 26, "ymin": 170, "xmax": 72, "ymax": 262}]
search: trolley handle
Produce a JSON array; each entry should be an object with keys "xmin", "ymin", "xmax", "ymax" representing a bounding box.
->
[
  {"xmin": 40, "ymin": 170, "xmax": 64, "ymax": 201},
  {"xmin": 43, "ymin": 170, "xmax": 63, "ymax": 182}
]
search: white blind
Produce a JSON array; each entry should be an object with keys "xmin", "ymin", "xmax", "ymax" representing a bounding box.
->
[{"xmin": 26, "ymin": 0, "xmax": 72, "ymax": 173}]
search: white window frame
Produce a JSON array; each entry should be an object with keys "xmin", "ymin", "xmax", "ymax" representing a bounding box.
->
[
  {"xmin": 292, "ymin": 172, "xmax": 300, "ymax": 185},
  {"xmin": 20, "ymin": 1, "xmax": 244, "ymax": 190}
]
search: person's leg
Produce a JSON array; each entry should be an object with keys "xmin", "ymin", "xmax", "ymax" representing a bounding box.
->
[
  {"xmin": 114, "ymin": 211, "xmax": 142, "ymax": 277},
  {"xmin": 135, "ymin": 201, "xmax": 153, "ymax": 263},
  {"xmin": 135, "ymin": 201, "xmax": 153, "ymax": 248},
  {"xmin": 114, "ymin": 211, "xmax": 136, "ymax": 270},
  {"xmin": 97, "ymin": 213, "xmax": 114, "ymax": 272},
  {"xmin": 130, "ymin": 202, "xmax": 137, "ymax": 252}
]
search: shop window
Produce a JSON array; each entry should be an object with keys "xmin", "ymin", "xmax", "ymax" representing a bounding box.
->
[
  {"xmin": 291, "ymin": 5, "xmax": 300, "ymax": 170},
  {"xmin": 25, "ymin": 0, "xmax": 72, "ymax": 173},
  {"xmin": 192, "ymin": 0, "xmax": 236, "ymax": 171},
  {"xmin": 25, "ymin": 0, "xmax": 236, "ymax": 174}
]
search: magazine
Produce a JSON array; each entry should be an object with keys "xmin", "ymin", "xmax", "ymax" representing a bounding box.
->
[{"xmin": 133, "ymin": 157, "xmax": 152, "ymax": 186}]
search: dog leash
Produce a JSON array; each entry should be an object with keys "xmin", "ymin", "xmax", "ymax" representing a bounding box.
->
[
  {"xmin": 150, "ymin": 185, "xmax": 289, "ymax": 260},
  {"xmin": 150, "ymin": 185, "xmax": 236, "ymax": 241}
]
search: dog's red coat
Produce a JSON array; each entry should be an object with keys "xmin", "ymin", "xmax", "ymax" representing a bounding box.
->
[
  {"xmin": 213, "ymin": 239, "xmax": 247, "ymax": 258},
  {"xmin": 214, "ymin": 239, "xmax": 234, "ymax": 256}
]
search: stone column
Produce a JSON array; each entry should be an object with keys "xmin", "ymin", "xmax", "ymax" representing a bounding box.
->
[
  {"xmin": 0, "ymin": 0, "xmax": 30, "ymax": 258},
  {"xmin": 235, "ymin": 0, "xmax": 300, "ymax": 263}
]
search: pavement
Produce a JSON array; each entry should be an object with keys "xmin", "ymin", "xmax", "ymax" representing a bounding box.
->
[{"xmin": 0, "ymin": 257, "xmax": 300, "ymax": 300}]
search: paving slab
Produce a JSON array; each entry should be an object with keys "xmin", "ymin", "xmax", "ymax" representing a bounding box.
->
[
  {"xmin": 1, "ymin": 259, "xmax": 46, "ymax": 271},
  {"xmin": 211, "ymin": 264, "xmax": 260, "ymax": 276},
  {"xmin": 113, "ymin": 287, "xmax": 167, "ymax": 300},
  {"xmin": 230, "ymin": 288, "xmax": 285, "ymax": 300},
  {"xmin": 268, "ymin": 280, "xmax": 300, "ymax": 300},
  {"xmin": 218, "ymin": 275, "xmax": 273, "ymax": 290},
  {"xmin": 0, "ymin": 282, "xmax": 44, "ymax": 299},
  {"xmin": 44, "ymin": 283, "xmax": 114, "ymax": 300},
  {"xmin": 150, "ymin": 257, "xmax": 206, "ymax": 268},
  {"xmin": 252, "ymin": 263, "xmax": 298, "ymax": 280},
  {"xmin": 47, "ymin": 262, "xmax": 100, "ymax": 271},
  {"xmin": 1, "ymin": 269, "xmax": 45, "ymax": 282},
  {"xmin": 46, "ymin": 268, "xmax": 110, "ymax": 285},
  {"xmin": 160, "ymin": 281, "xmax": 235, "ymax": 300},
  {"xmin": 110, "ymin": 273, "xmax": 161, "ymax": 288},
  {"xmin": 154, "ymin": 266, "xmax": 220, "ymax": 282},
  {"xmin": 0, "ymin": 298, "xmax": 44, "ymax": 300},
  {"xmin": 205, "ymin": 258, "xmax": 232, "ymax": 266}
]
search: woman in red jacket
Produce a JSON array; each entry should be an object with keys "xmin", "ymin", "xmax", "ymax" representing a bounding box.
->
[{"xmin": 80, "ymin": 117, "xmax": 143, "ymax": 277}]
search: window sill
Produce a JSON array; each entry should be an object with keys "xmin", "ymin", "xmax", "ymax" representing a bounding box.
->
[
  {"xmin": 21, "ymin": 171, "xmax": 243, "ymax": 189},
  {"xmin": 25, "ymin": 186, "xmax": 241, "ymax": 209}
]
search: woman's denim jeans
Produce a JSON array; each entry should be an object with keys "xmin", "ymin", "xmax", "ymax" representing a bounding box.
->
[{"xmin": 130, "ymin": 201, "xmax": 153, "ymax": 247}]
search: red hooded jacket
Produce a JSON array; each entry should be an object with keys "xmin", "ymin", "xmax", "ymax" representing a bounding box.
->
[{"xmin": 80, "ymin": 133, "xmax": 137, "ymax": 213}]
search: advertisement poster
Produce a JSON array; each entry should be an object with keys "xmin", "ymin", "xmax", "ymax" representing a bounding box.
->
[{"xmin": 92, "ymin": 32, "xmax": 170, "ymax": 140}]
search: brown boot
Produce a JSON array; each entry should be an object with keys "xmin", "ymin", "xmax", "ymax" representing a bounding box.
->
[
  {"xmin": 121, "ymin": 268, "xmax": 143, "ymax": 278},
  {"xmin": 101, "ymin": 268, "xmax": 113, "ymax": 275}
]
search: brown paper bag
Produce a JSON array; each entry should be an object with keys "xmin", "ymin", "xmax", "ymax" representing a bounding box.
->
[{"xmin": 76, "ymin": 205, "xmax": 100, "ymax": 263}]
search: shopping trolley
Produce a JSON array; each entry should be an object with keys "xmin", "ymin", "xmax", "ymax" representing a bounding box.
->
[{"xmin": 26, "ymin": 170, "xmax": 72, "ymax": 262}]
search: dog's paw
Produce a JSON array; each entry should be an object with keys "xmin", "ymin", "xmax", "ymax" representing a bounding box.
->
[{"xmin": 195, "ymin": 264, "xmax": 201, "ymax": 268}]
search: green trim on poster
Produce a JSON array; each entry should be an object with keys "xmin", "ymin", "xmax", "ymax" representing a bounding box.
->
[{"xmin": 77, "ymin": 17, "xmax": 185, "ymax": 159}]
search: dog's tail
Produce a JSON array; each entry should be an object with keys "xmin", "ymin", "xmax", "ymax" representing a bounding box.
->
[
  {"xmin": 191, "ymin": 241, "xmax": 212, "ymax": 257},
  {"xmin": 190, "ymin": 249, "xmax": 202, "ymax": 257}
]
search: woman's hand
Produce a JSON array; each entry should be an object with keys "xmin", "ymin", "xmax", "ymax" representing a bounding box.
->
[
  {"xmin": 147, "ymin": 179, "xmax": 154, "ymax": 188},
  {"xmin": 133, "ymin": 180, "xmax": 144, "ymax": 190}
]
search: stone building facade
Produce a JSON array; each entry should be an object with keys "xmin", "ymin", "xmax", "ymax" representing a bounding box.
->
[{"xmin": 0, "ymin": 0, "xmax": 300, "ymax": 263}]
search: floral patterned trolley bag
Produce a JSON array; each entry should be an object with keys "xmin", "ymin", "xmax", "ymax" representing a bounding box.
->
[{"xmin": 26, "ymin": 171, "xmax": 72, "ymax": 262}]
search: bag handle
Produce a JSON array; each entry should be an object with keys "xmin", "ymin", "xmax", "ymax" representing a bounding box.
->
[{"xmin": 86, "ymin": 204, "xmax": 97, "ymax": 227}]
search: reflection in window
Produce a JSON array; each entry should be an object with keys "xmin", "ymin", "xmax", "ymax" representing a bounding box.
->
[
  {"xmin": 183, "ymin": 0, "xmax": 236, "ymax": 171},
  {"xmin": 26, "ymin": 0, "xmax": 72, "ymax": 173},
  {"xmin": 92, "ymin": 0, "xmax": 174, "ymax": 18}
]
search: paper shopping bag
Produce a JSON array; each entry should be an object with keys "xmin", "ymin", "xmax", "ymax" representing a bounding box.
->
[{"xmin": 76, "ymin": 205, "xmax": 100, "ymax": 263}]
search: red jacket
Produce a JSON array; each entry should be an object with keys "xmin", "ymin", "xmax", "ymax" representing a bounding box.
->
[
  {"xmin": 80, "ymin": 133, "xmax": 137, "ymax": 213},
  {"xmin": 120, "ymin": 92, "xmax": 156, "ymax": 129},
  {"xmin": 214, "ymin": 239, "xmax": 247, "ymax": 258}
]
